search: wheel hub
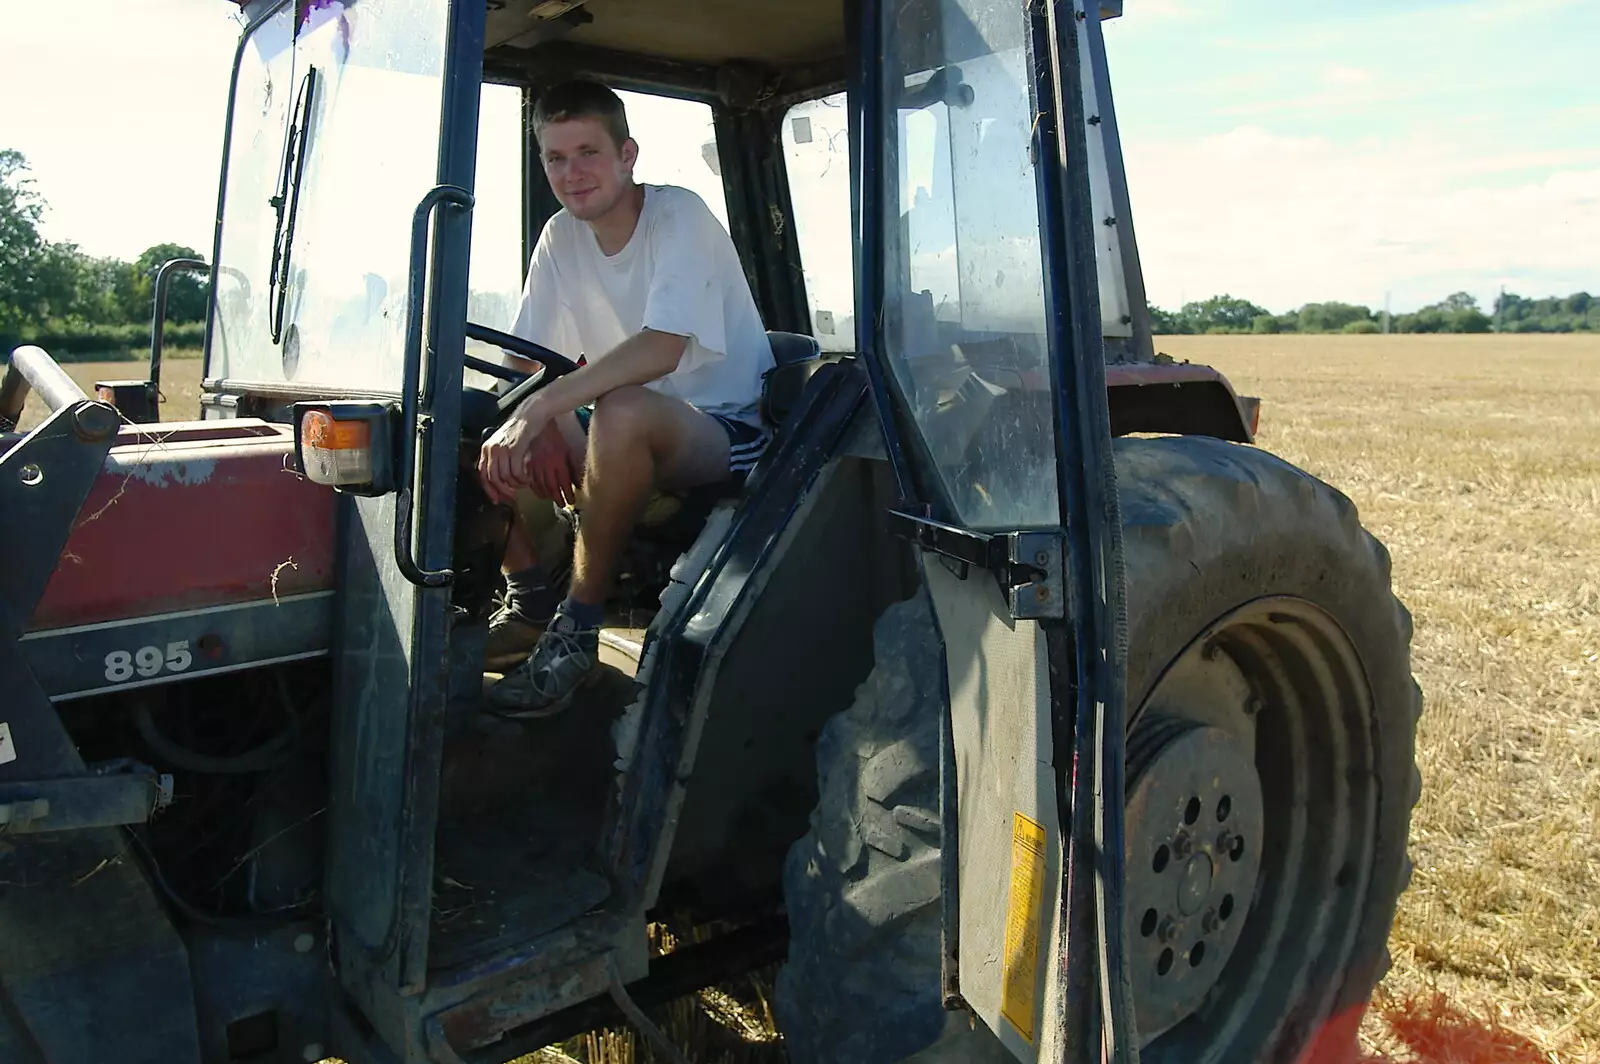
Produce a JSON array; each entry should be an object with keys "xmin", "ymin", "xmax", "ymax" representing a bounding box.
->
[
  {"xmin": 1177, "ymin": 852, "xmax": 1214, "ymax": 915},
  {"xmin": 1124, "ymin": 721, "xmax": 1265, "ymax": 1042}
]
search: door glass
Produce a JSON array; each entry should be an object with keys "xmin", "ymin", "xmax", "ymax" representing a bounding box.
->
[
  {"xmin": 465, "ymin": 81, "xmax": 527, "ymax": 387},
  {"xmin": 783, "ymin": 93, "xmax": 856, "ymax": 351},
  {"xmin": 622, "ymin": 91, "xmax": 729, "ymax": 229},
  {"xmin": 882, "ymin": 0, "xmax": 1059, "ymax": 530},
  {"xmin": 469, "ymin": 83, "xmax": 527, "ymax": 336},
  {"xmin": 210, "ymin": 0, "xmax": 454, "ymax": 393}
]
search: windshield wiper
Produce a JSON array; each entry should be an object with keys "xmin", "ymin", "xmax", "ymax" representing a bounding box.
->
[{"xmin": 268, "ymin": 65, "xmax": 318, "ymax": 346}]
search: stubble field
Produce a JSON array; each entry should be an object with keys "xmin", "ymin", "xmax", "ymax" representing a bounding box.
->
[
  {"xmin": 12, "ymin": 352, "xmax": 206, "ymax": 433},
  {"xmin": 16, "ymin": 335, "xmax": 1599, "ymax": 1061},
  {"xmin": 1172, "ymin": 333, "xmax": 1600, "ymax": 1063}
]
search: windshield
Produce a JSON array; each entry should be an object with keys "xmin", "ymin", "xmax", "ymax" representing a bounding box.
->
[
  {"xmin": 880, "ymin": 0, "xmax": 1059, "ymax": 530},
  {"xmin": 209, "ymin": 0, "xmax": 453, "ymax": 394}
]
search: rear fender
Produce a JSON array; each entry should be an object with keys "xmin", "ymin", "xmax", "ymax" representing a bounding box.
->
[{"xmin": 1106, "ymin": 362, "xmax": 1260, "ymax": 442}]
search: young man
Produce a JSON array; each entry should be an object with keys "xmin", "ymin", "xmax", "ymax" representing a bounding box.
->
[{"xmin": 477, "ymin": 79, "xmax": 774, "ymax": 717}]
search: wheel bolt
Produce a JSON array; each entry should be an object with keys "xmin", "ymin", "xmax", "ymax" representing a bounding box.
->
[
  {"xmin": 1201, "ymin": 909, "xmax": 1219, "ymax": 934},
  {"xmin": 1171, "ymin": 832, "xmax": 1192, "ymax": 860},
  {"xmin": 1217, "ymin": 830, "xmax": 1233, "ymax": 853},
  {"xmin": 1157, "ymin": 916, "xmax": 1179, "ymax": 943}
]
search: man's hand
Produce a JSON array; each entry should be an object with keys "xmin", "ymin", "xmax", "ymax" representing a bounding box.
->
[
  {"xmin": 478, "ymin": 400, "xmax": 577, "ymax": 506},
  {"xmin": 525, "ymin": 416, "xmax": 580, "ymax": 505}
]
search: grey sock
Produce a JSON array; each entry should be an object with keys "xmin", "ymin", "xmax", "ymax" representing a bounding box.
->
[{"xmin": 504, "ymin": 565, "xmax": 560, "ymax": 624}]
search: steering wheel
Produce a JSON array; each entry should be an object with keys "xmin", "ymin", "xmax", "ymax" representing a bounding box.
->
[{"xmin": 462, "ymin": 321, "xmax": 582, "ymax": 420}]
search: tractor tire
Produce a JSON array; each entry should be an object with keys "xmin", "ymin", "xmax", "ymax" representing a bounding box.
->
[
  {"xmin": 776, "ymin": 434, "xmax": 1420, "ymax": 1064},
  {"xmin": 773, "ymin": 593, "xmax": 1010, "ymax": 1064}
]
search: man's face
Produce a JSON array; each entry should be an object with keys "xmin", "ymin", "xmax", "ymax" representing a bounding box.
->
[{"xmin": 539, "ymin": 116, "xmax": 638, "ymax": 222}]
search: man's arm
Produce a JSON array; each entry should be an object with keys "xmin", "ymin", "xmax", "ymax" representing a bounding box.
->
[
  {"xmin": 477, "ymin": 329, "xmax": 688, "ymax": 502},
  {"xmin": 502, "ymin": 351, "xmax": 544, "ymax": 377},
  {"xmin": 516, "ymin": 328, "xmax": 687, "ymax": 418}
]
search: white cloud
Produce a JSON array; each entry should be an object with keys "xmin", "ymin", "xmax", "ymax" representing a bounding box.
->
[
  {"xmin": 1321, "ymin": 64, "xmax": 1372, "ymax": 86},
  {"xmin": 1124, "ymin": 126, "xmax": 1600, "ymax": 311}
]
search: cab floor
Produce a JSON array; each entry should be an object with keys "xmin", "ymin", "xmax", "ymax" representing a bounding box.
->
[{"xmin": 428, "ymin": 646, "xmax": 641, "ymax": 970}]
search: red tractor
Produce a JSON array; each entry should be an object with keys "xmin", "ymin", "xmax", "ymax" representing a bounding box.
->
[{"xmin": 0, "ymin": 1, "xmax": 1418, "ymax": 1062}]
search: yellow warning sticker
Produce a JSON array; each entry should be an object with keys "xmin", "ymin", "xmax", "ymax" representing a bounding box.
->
[{"xmin": 1001, "ymin": 810, "xmax": 1047, "ymax": 1043}]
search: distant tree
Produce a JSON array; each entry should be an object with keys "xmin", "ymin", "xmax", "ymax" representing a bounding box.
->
[
  {"xmin": 1180, "ymin": 294, "xmax": 1267, "ymax": 333},
  {"xmin": 1396, "ymin": 294, "xmax": 1491, "ymax": 334},
  {"xmin": 133, "ymin": 243, "xmax": 209, "ymax": 322},
  {"xmin": 1298, "ymin": 301, "xmax": 1374, "ymax": 333},
  {"xmin": 1342, "ymin": 319, "xmax": 1380, "ymax": 334},
  {"xmin": 70, "ymin": 254, "xmax": 132, "ymax": 324},
  {"xmin": 1147, "ymin": 303, "xmax": 1189, "ymax": 334},
  {"xmin": 1499, "ymin": 290, "xmax": 1595, "ymax": 332},
  {"xmin": 1251, "ymin": 313, "xmax": 1282, "ymax": 334},
  {"xmin": 0, "ymin": 149, "xmax": 50, "ymax": 335}
]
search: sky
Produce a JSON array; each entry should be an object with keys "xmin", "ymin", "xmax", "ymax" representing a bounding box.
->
[
  {"xmin": 1101, "ymin": 0, "xmax": 1600, "ymax": 312},
  {"xmin": 1, "ymin": 0, "xmax": 1596, "ymax": 315}
]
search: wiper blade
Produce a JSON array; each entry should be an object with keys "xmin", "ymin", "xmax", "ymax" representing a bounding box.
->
[{"xmin": 268, "ymin": 65, "xmax": 318, "ymax": 346}]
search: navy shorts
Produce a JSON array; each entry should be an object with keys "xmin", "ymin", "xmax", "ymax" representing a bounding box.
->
[{"xmin": 573, "ymin": 405, "xmax": 770, "ymax": 479}]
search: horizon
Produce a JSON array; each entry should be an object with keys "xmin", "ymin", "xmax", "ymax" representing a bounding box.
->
[{"xmin": 1, "ymin": 0, "xmax": 1595, "ymax": 316}]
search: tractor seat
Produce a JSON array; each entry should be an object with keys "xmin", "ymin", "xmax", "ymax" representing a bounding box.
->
[{"xmin": 760, "ymin": 330, "xmax": 827, "ymax": 428}]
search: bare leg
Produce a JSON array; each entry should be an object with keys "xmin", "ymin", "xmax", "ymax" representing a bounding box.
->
[
  {"xmin": 497, "ymin": 409, "xmax": 589, "ymax": 575},
  {"xmin": 502, "ymin": 508, "xmax": 538, "ymax": 571},
  {"xmin": 568, "ymin": 385, "xmax": 730, "ymax": 606},
  {"xmin": 484, "ymin": 391, "xmax": 730, "ymax": 714},
  {"xmin": 484, "ymin": 410, "xmax": 590, "ymax": 670}
]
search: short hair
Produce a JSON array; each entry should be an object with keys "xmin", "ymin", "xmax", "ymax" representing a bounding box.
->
[{"xmin": 532, "ymin": 79, "xmax": 630, "ymax": 149}]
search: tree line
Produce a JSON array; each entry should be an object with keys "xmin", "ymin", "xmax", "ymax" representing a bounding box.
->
[
  {"xmin": 1, "ymin": 149, "xmax": 207, "ymax": 358},
  {"xmin": 1150, "ymin": 290, "xmax": 1597, "ymax": 336}
]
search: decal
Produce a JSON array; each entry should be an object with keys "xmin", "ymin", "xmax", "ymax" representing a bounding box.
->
[
  {"xmin": 103, "ymin": 641, "xmax": 194, "ymax": 684},
  {"xmin": 1001, "ymin": 810, "xmax": 1047, "ymax": 1043}
]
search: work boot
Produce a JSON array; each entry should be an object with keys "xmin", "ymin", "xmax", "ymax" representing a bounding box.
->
[
  {"xmin": 484, "ymin": 609, "xmax": 600, "ymax": 718},
  {"xmin": 484, "ymin": 604, "xmax": 546, "ymax": 672},
  {"xmin": 485, "ymin": 564, "xmax": 565, "ymax": 672}
]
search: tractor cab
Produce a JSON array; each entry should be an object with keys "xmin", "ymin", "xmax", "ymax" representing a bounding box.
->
[
  {"xmin": 0, "ymin": 0, "xmax": 1418, "ymax": 1061},
  {"xmin": 196, "ymin": 0, "xmax": 1126, "ymax": 1055}
]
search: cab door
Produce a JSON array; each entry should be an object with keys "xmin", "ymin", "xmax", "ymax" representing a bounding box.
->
[
  {"xmin": 857, "ymin": 0, "xmax": 1128, "ymax": 1059},
  {"xmin": 206, "ymin": 0, "xmax": 484, "ymax": 1010}
]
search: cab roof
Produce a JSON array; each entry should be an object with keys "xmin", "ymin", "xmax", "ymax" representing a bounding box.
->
[{"xmin": 481, "ymin": 0, "xmax": 1121, "ymax": 100}]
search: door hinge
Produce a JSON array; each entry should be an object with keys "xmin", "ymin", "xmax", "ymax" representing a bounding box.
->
[{"xmin": 886, "ymin": 510, "xmax": 1066, "ymax": 620}]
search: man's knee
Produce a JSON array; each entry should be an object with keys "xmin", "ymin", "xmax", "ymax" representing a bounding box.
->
[{"xmin": 588, "ymin": 385, "xmax": 661, "ymax": 453}]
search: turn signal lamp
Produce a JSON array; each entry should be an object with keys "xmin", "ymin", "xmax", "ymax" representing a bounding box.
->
[{"xmin": 291, "ymin": 401, "xmax": 396, "ymax": 495}]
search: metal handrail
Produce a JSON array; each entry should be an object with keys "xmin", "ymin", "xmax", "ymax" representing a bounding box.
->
[
  {"xmin": 395, "ymin": 184, "xmax": 474, "ymax": 588},
  {"xmin": 1, "ymin": 346, "xmax": 90, "ymax": 432},
  {"xmin": 148, "ymin": 258, "xmax": 211, "ymax": 400}
]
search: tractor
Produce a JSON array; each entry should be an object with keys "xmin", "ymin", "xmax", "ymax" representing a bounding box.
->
[{"xmin": 0, "ymin": 0, "xmax": 1420, "ymax": 1062}]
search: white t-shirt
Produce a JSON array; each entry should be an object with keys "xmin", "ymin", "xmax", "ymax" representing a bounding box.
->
[{"xmin": 509, "ymin": 184, "xmax": 774, "ymax": 426}]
